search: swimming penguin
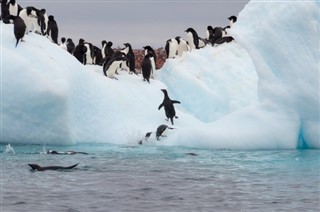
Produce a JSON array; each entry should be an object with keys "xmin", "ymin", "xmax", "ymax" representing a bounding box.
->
[
  {"xmin": 228, "ymin": 15, "xmax": 237, "ymax": 27},
  {"xmin": 122, "ymin": 43, "xmax": 136, "ymax": 74},
  {"xmin": 73, "ymin": 38, "xmax": 87, "ymax": 64},
  {"xmin": 143, "ymin": 45, "xmax": 156, "ymax": 77},
  {"xmin": 47, "ymin": 150, "xmax": 88, "ymax": 155},
  {"xmin": 103, "ymin": 51, "xmax": 127, "ymax": 79},
  {"xmin": 47, "ymin": 15, "xmax": 58, "ymax": 44},
  {"xmin": 28, "ymin": 163, "xmax": 79, "ymax": 171},
  {"xmin": 19, "ymin": 7, "xmax": 38, "ymax": 34},
  {"xmin": 59, "ymin": 37, "xmax": 67, "ymax": 51},
  {"xmin": 175, "ymin": 36, "xmax": 189, "ymax": 56},
  {"xmin": 158, "ymin": 89, "xmax": 181, "ymax": 125},
  {"xmin": 1, "ymin": 0, "xmax": 10, "ymax": 23},
  {"xmin": 185, "ymin": 27, "xmax": 199, "ymax": 50},
  {"xmin": 156, "ymin": 124, "xmax": 174, "ymax": 140},
  {"xmin": 66, "ymin": 38, "xmax": 75, "ymax": 54},
  {"xmin": 165, "ymin": 38, "xmax": 178, "ymax": 59},
  {"xmin": 141, "ymin": 53, "xmax": 153, "ymax": 83},
  {"xmin": 8, "ymin": 15, "xmax": 26, "ymax": 47}
]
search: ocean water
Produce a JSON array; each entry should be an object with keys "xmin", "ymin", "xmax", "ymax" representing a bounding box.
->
[{"xmin": 1, "ymin": 143, "xmax": 319, "ymax": 212}]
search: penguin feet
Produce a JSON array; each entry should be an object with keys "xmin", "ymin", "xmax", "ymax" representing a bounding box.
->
[
  {"xmin": 175, "ymin": 116, "xmax": 179, "ymax": 119},
  {"xmin": 165, "ymin": 118, "xmax": 169, "ymax": 122}
]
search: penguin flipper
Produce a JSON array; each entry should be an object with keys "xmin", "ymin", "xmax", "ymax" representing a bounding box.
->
[
  {"xmin": 158, "ymin": 103, "xmax": 164, "ymax": 110},
  {"xmin": 172, "ymin": 100, "xmax": 181, "ymax": 104}
]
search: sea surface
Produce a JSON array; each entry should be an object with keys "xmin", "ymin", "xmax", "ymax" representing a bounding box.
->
[{"xmin": 1, "ymin": 143, "xmax": 319, "ymax": 212}]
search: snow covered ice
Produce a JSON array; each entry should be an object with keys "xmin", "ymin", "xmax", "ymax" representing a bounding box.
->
[{"xmin": 1, "ymin": 1, "xmax": 319, "ymax": 149}]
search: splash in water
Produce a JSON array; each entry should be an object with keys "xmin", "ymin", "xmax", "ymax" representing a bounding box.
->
[{"xmin": 5, "ymin": 144, "xmax": 15, "ymax": 154}]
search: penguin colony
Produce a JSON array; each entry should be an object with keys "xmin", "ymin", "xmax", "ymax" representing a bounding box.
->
[{"xmin": 1, "ymin": 1, "xmax": 237, "ymax": 142}]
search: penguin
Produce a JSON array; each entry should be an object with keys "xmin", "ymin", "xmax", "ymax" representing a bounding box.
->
[
  {"xmin": 73, "ymin": 38, "xmax": 87, "ymax": 64},
  {"xmin": 8, "ymin": 15, "xmax": 26, "ymax": 47},
  {"xmin": 228, "ymin": 15, "xmax": 237, "ymax": 27},
  {"xmin": 105, "ymin": 41, "xmax": 114, "ymax": 61},
  {"xmin": 28, "ymin": 163, "xmax": 79, "ymax": 171},
  {"xmin": 212, "ymin": 27, "xmax": 223, "ymax": 45},
  {"xmin": 59, "ymin": 37, "xmax": 67, "ymax": 51},
  {"xmin": 8, "ymin": 0, "xmax": 18, "ymax": 16},
  {"xmin": 185, "ymin": 27, "xmax": 199, "ymax": 50},
  {"xmin": 66, "ymin": 38, "xmax": 75, "ymax": 54},
  {"xmin": 143, "ymin": 45, "xmax": 156, "ymax": 77},
  {"xmin": 40, "ymin": 9, "xmax": 48, "ymax": 34},
  {"xmin": 156, "ymin": 124, "xmax": 174, "ymax": 140},
  {"xmin": 18, "ymin": 7, "xmax": 38, "ymax": 34},
  {"xmin": 84, "ymin": 42, "xmax": 94, "ymax": 64},
  {"xmin": 103, "ymin": 51, "xmax": 126, "ymax": 79},
  {"xmin": 47, "ymin": 15, "xmax": 58, "ymax": 44},
  {"xmin": 34, "ymin": 8, "xmax": 46, "ymax": 35},
  {"xmin": 158, "ymin": 89, "xmax": 181, "ymax": 125},
  {"xmin": 93, "ymin": 46, "xmax": 102, "ymax": 65},
  {"xmin": 206, "ymin": 25, "xmax": 214, "ymax": 44},
  {"xmin": 101, "ymin": 40, "xmax": 107, "ymax": 58},
  {"xmin": 122, "ymin": 43, "xmax": 136, "ymax": 74},
  {"xmin": 165, "ymin": 38, "xmax": 178, "ymax": 58},
  {"xmin": 141, "ymin": 53, "xmax": 153, "ymax": 83},
  {"xmin": 1, "ymin": 0, "xmax": 10, "ymax": 23},
  {"xmin": 175, "ymin": 36, "xmax": 189, "ymax": 56}
]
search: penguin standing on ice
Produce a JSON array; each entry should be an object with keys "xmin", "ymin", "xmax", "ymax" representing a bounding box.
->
[
  {"xmin": 93, "ymin": 46, "xmax": 102, "ymax": 65},
  {"xmin": 84, "ymin": 42, "xmax": 94, "ymax": 64},
  {"xmin": 19, "ymin": 7, "xmax": 38, "ymax": 34},
  {"xmin": 175, "ymin": 36, "xmax": 189, "ymax": 57},
  {"xmin": 143, "ymin": 46, "xmax": 156, "ymax": 78},
  {"xmin": 228, "ymin": 15, "xmax": 237, "ymax": 27},
  {"xmin": 60, "ymin": 37, "xmax": 67, "ymax": 51},
  {"xmin": 73, "ymin": 38, "xmax": 87, "ymax": 64},
  {"xmin": 103, "ymin": 51, "xmax": 127, "ymax": 79},
  {"xmin": 8, "ymin": 15, "xmax": 26, "ymax": 47},
  {"xmin": 158, "ymin": 89, "xmax": 181, "ymax": 125},
  {"xmin": 1, "ymin": 0, "xmax": 10, "ymax": 23},
  {"xmin": 185, "ymin": 27, "xmax": 199, "ymax": 50},
  {"xmin": 66, "ymin": 38, "xmax": 75, "ymax": 54},
  {"xmin": 122, "ymin": 43, "xmax": 136, "ymax": 74},
  {"xmin": 47, "ymin": 15, "xmax": 58, "ymax": 44},
  {"xmin": 40, "ymin": 9, "xmax": 48, "ymax": 34},
  {"xmin": 141, "ymin": 53, "xmax": 153, "ymax": 83},
  {"xmin": 8, "ymin": 0, "xmax": 19, "ymax": 16},
  {"xmin": 165, "ymin": 38, "xmax": 178, "ymax": 58}
]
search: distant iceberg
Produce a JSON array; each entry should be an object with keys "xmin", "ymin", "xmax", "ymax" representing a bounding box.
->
[{"xmin": 1, "ymin": 0, "xmax": 319, "ymax": 149}]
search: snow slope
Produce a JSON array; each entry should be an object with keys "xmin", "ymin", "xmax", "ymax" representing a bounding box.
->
[{"xmin": 1, "ymin": 0, "xmax": 319, "ymax": 149}]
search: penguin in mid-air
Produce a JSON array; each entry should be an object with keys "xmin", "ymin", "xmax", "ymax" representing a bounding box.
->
[
  {"xmin": 158, "ymin": 89, "xmax": 181, "ymax": 125},
  {"xmin": 143, "ymin": 46, "xmax": 156, "ymax": 78},
  {"xmin": 185, "ymin": 27, "xmax": 199, "ymax": 50},
  {"xmin": 141, "ymin": 53, "xmax": 153, "ymax": 83},
  {"xmin": 103, "ymin": 51, "xmax": 127, "ymax": 80},
  {"xmin": 8, "ymin": 15, "xmax": 26, "ymax": 47},
  {"xmin": 66, "ymin": 38, "xmax": 75, "ymax": 54},
  {"xmin": 47, "ymin": 15, "xmax": 58, "ymax": 44},
  {"xmin": 156, "ymin": 124, "xmax": 174, "ymax": 140}
]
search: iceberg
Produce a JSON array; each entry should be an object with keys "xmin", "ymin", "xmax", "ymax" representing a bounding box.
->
[{"xmin": 1, "ymin": 0, "xmax": 319, "ymax": 149}]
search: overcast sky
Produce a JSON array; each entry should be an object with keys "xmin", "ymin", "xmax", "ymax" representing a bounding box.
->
[{"xmin": 23, "ymin": 0, "xmax": 249, "ymax": 49}]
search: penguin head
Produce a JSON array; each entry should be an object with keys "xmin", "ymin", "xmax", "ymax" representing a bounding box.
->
[
  {"xmin": 207, "ymin": 26, "xmax": 213, "ymax": 30},
  {"xmin": 101, "ymin": 40, "xmax": 107, "ymax": 46},
  {"xmin": 67, "ymin": 38, "xmax": 73, "ymax": 44},
  {"xmin": 79, "ymin": 38, "xmax": 85, "ymax": 45},
  {"xmin": 48, "ymin": 15, "xmax": 55, "ymax": 21},
  {"xmin": 28, "ymin": 164, "xmax": 41, "ymax": 170},
  {"xmin": 123, "ymin": 43, "xmax": 132, "ymax": 49},
  {"xmin": 161, "ymin": 89, "xmax": 168, "ymax": 96},
  {"xmin": 228, "ymin": 16, "xmax": 237, "ymax": 22},
  {"xmin": 61, "ymin": 37, "xmax": 66, "ymax": 43},
  {"xmin": 175, "ymin": 36, "xmax": 181, "ymax": 44},
  {"xmin": 40, "ymin": 9, "xmax": 46, "ymax": 14},
  {"xmin": 107, "ymin": 41, "xmax": 113, "ymax": 47},
  {"xmin": 9, "ymin": 0, "xmax": 16, "ymax": 5},
  {"xmin": 185, "ymin": 27, "xmax": 195, "ymax": 33},
  {"xmin": 143, "ymin": 45, "xmax": 152, "ymax": 51}
]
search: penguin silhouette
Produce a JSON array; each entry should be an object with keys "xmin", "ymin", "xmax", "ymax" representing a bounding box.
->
[
  {"xmin": 141, "ymin": 53, "xmax": 153, "ymax": 83},
  {"xmin": 158, "ymin": 89, "xmax": 181, "ymax": 125},
  {"xmin": 47, "ymin": 15, "xmax": 58, "ymax": 44},
  {"xmin": 8, "ymin": 15, "xmax": 26, "ymax": 47}
]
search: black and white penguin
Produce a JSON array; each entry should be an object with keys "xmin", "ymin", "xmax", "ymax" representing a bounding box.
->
[
  {"xmin": 84, "ymin": 42, "xmax": 94, "ymax": 64},
  {"xmin": 1, "ymin": 0, "xmax": 10, "ymax": 23},
  {"xmin": 206, "ymin": 25, "xmax": 214, "ymax": 44},
  {"xmin": 158, "ymin": 89, "xmax": 181, "ymax": 125},
  {"xmin": 59, "ymin": 37, "xmax": 67, "ymax": 51},
  {"xmin": 105, "ymin": 41, "xmax": 114, "ymax": 61},
  {"xmin": 73, "ymin": 38, "xmax": 87, "ymax": 64},
  {"xmin": 19, "ymin": 7, "xmax": 37, "ymax": 34},
  {"xmin": 47, "ymin": 15, "xmax": 58, "ymax": 44},
  {"xmin": 156, "ymin": 124, "xmax": 174, "ymax": 140},
  {"xmin": 8, "ymin": 0, "xmax": 18, "ymax": 16},
  {"xmin": 122, "ymin": 43, "xmax": 136, "ymax": 74},
  {"xmin": 228, "ymin": 15, "xmax": 237, "ymax": 27},
  {"xmin": 212, "ymin": 27, "xmax": 224, "ymax": 45},
  {"xmin": 214, "ymin": 36, "xmax": 234, "ymax": 45},
  {"xmin": 143, "ymin": 45, "xmax": 156, "ymax": 77},
  {"xmin": 101, "ymin": 40, "xmax": 107, "ymax": 58},
  {"xmin": 40, "ymin": 9, "xmax": 48, "ymax": 34},
  {"xmin": 66, "ymin": 38, "xmax": 75, "ymax": 54},
  {"xmin": 175, "ymin": 36, "xmax": 189, "ymax": 56},
  {"xmin": 8, "ymin": 15, "xmax": 26, "ymax": 47},
  {"xmin": 185, "ymin": 27, "xmax": 199, "ymax": 50},
  {"xmin": 141, "ymin": 53, "xmax": 153, "ymax": 83},
  {"xmin": 103, "ymin": 51, "xmax": 127, "ymax": 79},
  {"xmin": 93, "ymin": 46, "xmax": 102, "ymax": 65},
  {"xmin": 165, "ymin": 38, "xmax": 178, "ymax": 58}
]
